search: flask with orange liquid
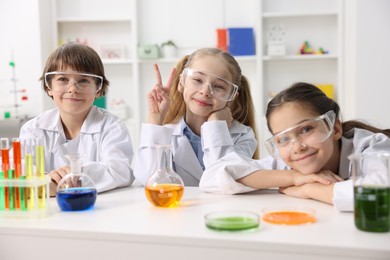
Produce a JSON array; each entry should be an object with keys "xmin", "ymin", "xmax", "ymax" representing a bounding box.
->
[{"xmin": 145, "ymin": 145, "xmax": 184, "ymax": 208}]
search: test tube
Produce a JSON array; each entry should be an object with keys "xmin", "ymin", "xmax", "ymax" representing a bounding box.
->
[
  {"xmin": 8, "ymin": 170, "xmax": 14, "ymax": 210},
  {"xmin": 19, "ymin": 176, "xmax": 26, "ymax": 211},
  {"xmin": 1, "ymin": 138, "xmax": 10, "ymax": 209},
  {"xmin": 24, "ymin": 139, "xmax": 35, "ymax": 210},
  {"xmin": 12, "ymin": 138, "xmax": 22, "ymax": 209},
  {"xmin": 0, "ymin": 171, "xmax": 4, "ymax": 210},
  {"xmin": 36, "ymin": 144, "xmax": 46, "ymax": 209}
]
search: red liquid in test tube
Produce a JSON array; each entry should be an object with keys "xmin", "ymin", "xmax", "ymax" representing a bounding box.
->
[
  {"xmin": 1, "ymin": 138, "xmax": 10, "ymax": 209},
  {"xmin": 13, "ymin": 139, "xmax": 22, "ymax": 209}
]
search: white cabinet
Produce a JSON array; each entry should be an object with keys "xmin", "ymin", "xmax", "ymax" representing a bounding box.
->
[
  {"xmin": 257, "ymin": 0, "xmax": 343, "ymax": 156},
  {"xmin": 51, "ymin": 0, "xmax": 140, "ymax": 145},
  {"xmin": 53, "ymin": 0, "xmax": 136, "ymax": 59},
  {"xmin": 48, "ymin": 0, "xmax": 343, "ymax": 156},
  {"xmin": 259, "ymin": 0, "xmax": 343, "ymax": 110},
  {"xmin": 136, "ymin": 0, "xmax": 260, "ymax": 130},
  {"xmin": 136, "ymin": 0, "xmax": 343, "ymax": 158}
]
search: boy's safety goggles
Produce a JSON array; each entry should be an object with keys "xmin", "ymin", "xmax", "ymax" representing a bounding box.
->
[
  {"xmin": 44, "ymin": 71, "xmax": 103, "ymax": 93},
  {"xmin": 180, "ymin": 68, "xmax": 239, "ymax": 101},
  {"xmin": 265, "ymin": 110, "xmax": 336, "ymax": 157}
]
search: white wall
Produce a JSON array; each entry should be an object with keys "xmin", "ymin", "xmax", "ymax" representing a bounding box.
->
[
  {"xmin": 0, "ymin": 0, "xmax": 44, "ymax": 119},
  {"xmin": 1, "ymin": 0, "xmax": 389, "ymax": 129},
  {"xmin": 344, "ymin": 0, "xmax": 390, "ymax": 128},
  {"xmin": 355, "ymin": 0, "xmax": 390, "ymax": 128}
]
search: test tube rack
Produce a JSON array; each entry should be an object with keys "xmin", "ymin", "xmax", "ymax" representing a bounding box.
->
[
  {"xmin": 0, "ymin": 175, "xmax": 51, "ymax": 217},
  {"xmin": 1, "ymin": 137, "xmax": 50, "ymax": 217}
]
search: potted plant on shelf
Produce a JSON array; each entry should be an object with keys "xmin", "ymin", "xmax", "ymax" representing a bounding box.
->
[{"xmin": 161, "ymin": 40, "xmax": 177, "ymax": 58}]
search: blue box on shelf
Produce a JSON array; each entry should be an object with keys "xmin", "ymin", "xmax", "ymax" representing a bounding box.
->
[{"xmin": 227, "ymin": 28, "xmax": 255, "ymax": 56}]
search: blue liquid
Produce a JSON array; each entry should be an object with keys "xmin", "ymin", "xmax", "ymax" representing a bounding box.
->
[{"xmin": 56, "ymin": 187, "xmax": 97, "ymax": 211}]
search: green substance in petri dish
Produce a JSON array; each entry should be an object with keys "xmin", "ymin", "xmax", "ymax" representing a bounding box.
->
[
  {"xmin": 206, "ymin": 216, "xmax": 259, "ymax": 231},
  {"xmin": 354, "ymin": 186, "xmax": 390, "ymax": 232}
]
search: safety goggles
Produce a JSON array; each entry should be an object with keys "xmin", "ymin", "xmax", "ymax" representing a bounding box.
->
[
  {"xmin": 265, "ymin": 110, "xmax": 336, "ymax": 157},
  {"xmin": 180, "ymin": 68, "xmax": 239, "ymax": 101},
  {"xmin": 44, "ymin": 71, "xmax": 103, "ymax": 93}
]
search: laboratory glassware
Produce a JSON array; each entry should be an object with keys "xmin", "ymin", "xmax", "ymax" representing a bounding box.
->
[
  {"xmin": 349, "ymin": 153, "xmax": 390, "ymax": 232},
  {"xmin": 56, "ymin": 153, "xmax": 97, "ymax": 211},
  {"xmin": 145, "ymin": 145, "xmax": 184, "ymax": 208}
]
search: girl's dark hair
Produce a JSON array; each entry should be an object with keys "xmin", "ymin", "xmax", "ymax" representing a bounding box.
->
[
  {"xmin": 266, "ymin": 82, "xmax": 390, "ymax": 138},
  {"xmin": 40, "ymin": 41, "xmax": 109, "ymax": 97}
]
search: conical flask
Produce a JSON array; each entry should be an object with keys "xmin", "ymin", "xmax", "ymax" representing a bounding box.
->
[
  {"xmin": 145, "ymin": 145, "xmax": 184, "ymax": 208},
  {"xmin": 56, "ymin": 153, "xmax": 97, "ymax": 211}
]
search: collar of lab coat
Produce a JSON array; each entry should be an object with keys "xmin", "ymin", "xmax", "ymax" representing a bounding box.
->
[
  {"xmin": 339, "ymin": 127, "xmax": 390, "ymax": 179},
  {"xmin": 175, "ymin": 136, "xmax": 204, "ymax": 182},
  {"xmin": 36, "ymin": 106, "xmax": 103, "ymax": 134},
  {"xmin": 338, "ymin": 134, "xmax": 354, "ymax": 179},
  {"xmin": 168, "ymin": 119, "xmax": 249, "ymax": 183},
  {"xmin": 171, "ymin": 119, "xmax": 247, "ymax": 136},
  {"xmin": 169, "ymin": 121, "xmax": 204, "ymax": 182}
]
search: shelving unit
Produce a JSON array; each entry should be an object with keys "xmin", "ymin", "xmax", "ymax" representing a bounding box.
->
[
  {"xmin": 135, "ymin": 0, "xmax": 261, "ymax": 150},
  {"xmin": 259, "ymin": 0, "xmax": 343, "ymax": 105},
  {"xmin": 257, "ymin": 0, "xmax": 343, "ymax": 156},
  {"xmin": 47, "ymin": 0, "xmax": 343, "ymax": 157},
  {"xmin": 50, "ymin": 0, "xmax": 140, "ymax": 146}
]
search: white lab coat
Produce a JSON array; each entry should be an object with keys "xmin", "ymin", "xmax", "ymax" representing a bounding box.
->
[
  {"xmin": 199, "ymin": 128, "xmax": 390, "ymax": 212},
  {"xmin": 134, "ymin": 119, "xmax": 257, "ymax": 186},
  {"xmin": 19, "ymin": 106, "xmax": 134, "ymax": 193}
]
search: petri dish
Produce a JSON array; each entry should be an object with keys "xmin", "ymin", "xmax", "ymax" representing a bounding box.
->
[
  {"xmin": 205, "ymin": 211, "xmax": 260, "ymax": 231},
  {"xmin": 262, "ymin": 207, "xmax": 316, "ymax": 225}
]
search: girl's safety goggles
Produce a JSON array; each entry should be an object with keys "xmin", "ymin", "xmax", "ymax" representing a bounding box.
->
[
  {"xmin": 265, "ymin": 110, "xmax": 336, "ymax": 157},
  {"xmin": 180, "ymin": 68, "xmax": 239, "ymax": 101}
]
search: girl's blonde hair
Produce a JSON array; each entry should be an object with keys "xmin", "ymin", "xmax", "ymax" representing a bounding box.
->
[{"xmin": 163, "ymin": 48, "xmax": 259, "ymax": 158}]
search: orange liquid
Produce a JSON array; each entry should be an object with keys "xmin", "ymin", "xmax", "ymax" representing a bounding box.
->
[
  {"xmin": 13, "ymin": 141, "xmax": 22, "ymax": 209},
  {"xmin": 1, "ymin": 149, "xmax": 9, "ymax": 209},
  {"xmin": 145, "ymin": 184, "xmax": 184, "ymax": 208},
  {"xmin": 263, "ymin": 211, "xmax": 316, "ymax": 225}
]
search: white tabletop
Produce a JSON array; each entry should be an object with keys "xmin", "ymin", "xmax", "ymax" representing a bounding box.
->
[{"xmin": 0, "ymin": 186, "xmax": 389, "ymax": 260}]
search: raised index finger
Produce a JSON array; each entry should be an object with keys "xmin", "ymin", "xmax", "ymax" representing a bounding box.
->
[
  {"xmin": 164, "ymin": 67, "xmax": 176, "ymax": 91},
  {"xmin": 153, "ymin": 63, "xmax": 163, "ymax": 85}
]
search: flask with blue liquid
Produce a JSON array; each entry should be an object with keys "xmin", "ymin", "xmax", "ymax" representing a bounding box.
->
[{"xmin": 56, "ymin": 153, "xmax": 97, "ymax": 211}]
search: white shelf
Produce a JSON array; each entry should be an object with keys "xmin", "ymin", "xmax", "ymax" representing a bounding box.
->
[
  {"xmin": 51, "ymin": 0, "xmax": 140, "ymax": 147},
  {"xmin": 46, "ymin": 0, "xmax": 343, "ymax": 157},
  {"xmin": 138, "ymin": 55, "xmax": 258, "ymax": 64},
  {"xmin": 262, "ymin": 11, "xmax": 338, "ymax": 18},
  {"xmin": 102, "ymin": 59, "xmax": 135, "ymax": 65},
  {"xmin": 138, "ymin": 58, "xmax": 178, "ymax": 64},
  {"xmin": 263, "ymin": 54, "xmax": 338, "ymax": 61},
  {"xmin": 56, "ymin": 18, "xmax": 132, "ymax": 23},
  {"xmin": 257, "ymin": 0, "xmax": 343, "ymax": 157},
  {"xmin": 234, "ymin": 56, "xmax": 258, "ymax": 61}
]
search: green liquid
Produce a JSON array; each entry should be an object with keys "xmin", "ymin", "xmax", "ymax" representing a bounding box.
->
[
  {"xmin": 354, "ymin": 186, "xmax": 390, "ymax": 232},
  {"xmin": 206, "ymin": 217, "xmax": 259, "ymax": 231}
]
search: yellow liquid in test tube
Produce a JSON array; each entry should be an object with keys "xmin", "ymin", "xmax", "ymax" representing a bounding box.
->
[
  {"xmin": 36, "ymin": 145, "xmax": 46, "ymax": 209},
  {"xmin": 25, "ymin": 154, "xmax": 35, "ymax": 209}
]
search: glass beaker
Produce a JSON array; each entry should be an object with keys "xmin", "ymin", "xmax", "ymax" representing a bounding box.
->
[
  {"xmin": 145, "ymin": 145, "xmax": 184, "ymax": 208},
  {"xmin": 56, "ymin": 153, "xmax": 97, "ymax": 211},
  {"xmin": 349, "ymin": 153, "xmax": 390, "ymax": 232}
]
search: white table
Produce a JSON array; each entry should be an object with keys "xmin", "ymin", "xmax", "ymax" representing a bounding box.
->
[{"xmin": 0, "ymin": 186, "xmax": 389, "ymax": 260}]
